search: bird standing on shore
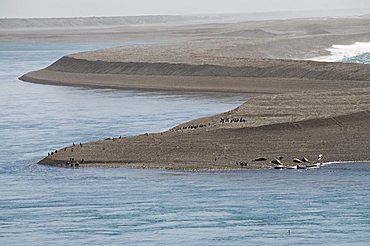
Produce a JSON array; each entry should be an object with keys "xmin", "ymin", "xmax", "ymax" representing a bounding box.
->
[{"xmin": 318, "ymin": 154, "xmax": 324, "ymax": 164}]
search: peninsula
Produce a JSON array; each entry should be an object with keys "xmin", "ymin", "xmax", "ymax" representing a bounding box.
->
[{"xmin": 17, "ymin": 15, "xmax": 370, "ymax": 169}]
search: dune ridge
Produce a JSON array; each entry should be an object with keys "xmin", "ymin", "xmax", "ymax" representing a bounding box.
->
[{"xmin": 39, "ymin": 56, "xmax": 370, "ymax": 81}]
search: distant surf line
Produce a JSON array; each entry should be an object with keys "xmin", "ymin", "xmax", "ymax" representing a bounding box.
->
[{"xmin": 310, "ymin": 42, "xmax": 370, "ymax": 63}]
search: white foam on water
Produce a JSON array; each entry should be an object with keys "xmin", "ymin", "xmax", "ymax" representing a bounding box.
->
[{"xmin": 310, "ymin": 42, "xmax": 370, "ymax": 62}]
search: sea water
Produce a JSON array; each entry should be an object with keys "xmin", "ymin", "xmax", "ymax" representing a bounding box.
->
[
  {"xmin": 342, "ymin": 52, "xmax": 370, "ymax": 64},
  {"xmin": 0, "ymin": 42, "xmax": 370, "ymax": 245}
]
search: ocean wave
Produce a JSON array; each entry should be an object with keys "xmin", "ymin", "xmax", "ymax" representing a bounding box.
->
[{"xmin": 310, "ymin": 42, "xmax": 370, "ymax": 63}]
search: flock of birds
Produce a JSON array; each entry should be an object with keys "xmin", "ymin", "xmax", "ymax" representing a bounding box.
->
[
  {"xmin": 219, "ymin": 117, "xmax": 246, "ymax": 123},
  {"xmin": 171, "ymin": 123, "xmax": 210, "ymax": 132},
  {"xmin": 47, "ymin": 138, "xmax": 325, "ymax": 170},
  {"xmin": 45, "ymin": 111, "xmax": 325, "ymax": 170},
  {"xmin": 171, "ymin": 117, "xmax": 246, "ymax": 132},
  {"xmin": 47, "ymin": 142, "xmax": 85, "ymax": 167}
]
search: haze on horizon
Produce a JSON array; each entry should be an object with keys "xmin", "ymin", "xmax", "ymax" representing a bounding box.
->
[{"xmin": 1, "ymin": 0, "xmax": 369, "ymax": 18}]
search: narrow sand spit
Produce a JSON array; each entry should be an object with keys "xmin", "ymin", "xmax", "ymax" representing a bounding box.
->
[
  {"xmin": 38, "ymin": 86, "xmax": 370, "ymax": 170},
  {"xmin": 17, "ymin": 17, "xmax": 370, "ymax": 169}
]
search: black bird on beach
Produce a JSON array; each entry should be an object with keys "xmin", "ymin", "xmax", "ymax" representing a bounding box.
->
[
  {"xmin": 237, "ymin": 161, "xmax": 248, "ymax": 167},
  {"xmin": 80, "ymin": 143, "xmax": 83, "ymax": 147},
  {"xmin": 73, "ymin": 143, "xmax": 75, "ymax": 147}
]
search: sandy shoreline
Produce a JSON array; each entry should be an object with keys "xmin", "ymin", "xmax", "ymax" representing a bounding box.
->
[
  {"xmin": 16, "ymin": 16, "xmax": 370, "ymax": 169},
  {"xmin": 39, "ymin": 105, "xmax": 370, "ymax": 170},
  {"xmin": 20, "ymin": 65, "xmax": 370, "ymax": 96},
  {"xmin": 36, "ymin": 84, "xmax": 370, "ymax": 170}
]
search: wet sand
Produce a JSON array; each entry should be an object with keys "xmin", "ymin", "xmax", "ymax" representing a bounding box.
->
[{"xmin": 15, "ymin": 16, "xmax": 370, "ymax": 169}]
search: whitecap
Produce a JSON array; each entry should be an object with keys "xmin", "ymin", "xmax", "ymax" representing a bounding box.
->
[{"xmin": 309, "ymin": 42, "xmax": 370, "ymax": 62}]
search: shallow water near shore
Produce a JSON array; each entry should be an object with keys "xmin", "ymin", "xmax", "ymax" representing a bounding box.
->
[{"xmin": 1, "ymin": 42, "xmax": 370, "ymax": 245}]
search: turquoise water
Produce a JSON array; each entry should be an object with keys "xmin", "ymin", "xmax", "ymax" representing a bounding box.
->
[
  {"xmin": 1, "ymin": 43, "xmax": 370, "ymax": 245},
  {"xmin": 341, "ymin": 52, "xmax": 370, "ymax": 64}
]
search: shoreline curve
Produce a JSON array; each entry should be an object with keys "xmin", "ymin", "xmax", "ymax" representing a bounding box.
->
[
  {"xmin": 26, "ymin": 63, "xmax": 369, "ymax": 170},
  {"xmin": 15, "ymin": 15, "xmax": 370, "ymax": 170},
  {"xmin": 19, "ymin": 51, "xmax": 370, "ymax": 170}
]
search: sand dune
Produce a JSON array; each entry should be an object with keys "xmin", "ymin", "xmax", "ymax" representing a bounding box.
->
[
  {"xmin": 3, "ymin": 9, "xmax": 369, "ymax": 29},
  {"xmin": 216, "ymin": 29, "xmax": 276, "ymax": 38},
  {"xmin": 34, "ymin": 55, "xmax": 370, "ymax": 81},
  {"xmin": 0, "ymin": 15, "xmax": 214, "ymax": 29}
]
